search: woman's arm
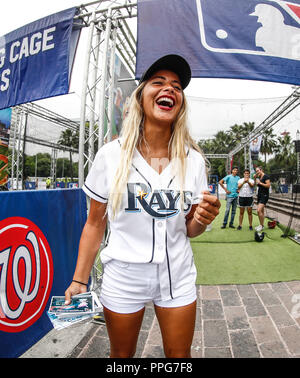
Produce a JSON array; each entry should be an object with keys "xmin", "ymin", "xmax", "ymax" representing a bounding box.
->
[
  {"xmin": 65, "ymin": 199, "xmax": 107, "ymax": 304},
  {"xmin": 257, "ymin": 179, "xmax": 271, "ymax": 189},
  {"xmin": 238, "ymin": 180, "xmax": 244, "ymax": 189},
  {"xmin": 186, "ymin": 193, "xmax": 221, "ymax": 238}
]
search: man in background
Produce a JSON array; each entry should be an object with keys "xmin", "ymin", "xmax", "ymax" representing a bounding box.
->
[
  {"xmin": 46, "ymin": 177, "xmax": 51, "ymax": 190},
  {"xmin": 219, "ymin": 167, "xmax": 240, "ymax": 229}
]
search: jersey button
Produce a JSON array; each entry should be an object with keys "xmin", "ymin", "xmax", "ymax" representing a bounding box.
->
[{"xmin": 157, "ymin": 222, "xmax": 163, "ymax": 228}]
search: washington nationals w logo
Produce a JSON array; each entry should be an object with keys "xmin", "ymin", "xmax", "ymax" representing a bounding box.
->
[{"xmin": 0, "ymin": 217, "xmax": 53, "ymax": 333}]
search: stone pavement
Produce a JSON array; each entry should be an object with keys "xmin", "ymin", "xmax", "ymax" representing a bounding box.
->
[{"xmin": 65, "ymin": 281, "xmax": 300, "ymax": 358}]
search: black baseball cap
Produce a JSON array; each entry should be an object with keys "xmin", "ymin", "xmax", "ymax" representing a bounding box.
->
[{"xmin": 139, "ymin": 54, "xmax": 192, "ymax": 90}]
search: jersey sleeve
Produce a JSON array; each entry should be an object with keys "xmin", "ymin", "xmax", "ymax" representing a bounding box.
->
[
  {"xmin": 192, "ymin": 153, "xmax": 209, "ymax": 204},
  {"xmin": 82, "ymin": 147, "xmax": 109, "ymax": 203}
]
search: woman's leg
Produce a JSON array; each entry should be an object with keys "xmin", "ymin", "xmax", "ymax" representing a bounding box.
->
[
  {"xmin": 257, "ymin": 203, "xmax": 265, "ymax": 226},
  {"xmin": 247, "ymin": 207, "xmax": 253, "ymax": 227},
  {"xmin": 239, "ymin": 207, "xmax": 245, "ymax": 226},
  {"xmin": 154, "ymin": 301, "xmax": 196, "ymax": 358},
  {"xmin": 103, "ymin": 306, "xmax": 145, "ymax": 358}
]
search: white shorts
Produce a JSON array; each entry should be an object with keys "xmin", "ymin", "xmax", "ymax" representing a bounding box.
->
[{"xmin": 100, "ymin": 259, "xmax": 197, "ymax": 314}]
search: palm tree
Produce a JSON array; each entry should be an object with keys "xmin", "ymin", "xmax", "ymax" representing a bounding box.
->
[
  {"xmin": 198, "ymin": 139, "xmax": 215, "ymax": 154},
  {"xmin": 229, "ymin": 124, "xmax": 245, "ymax": 145},
  {"xmin": 229, "ymin": 122, "xmax": 255, "ymax": 145},
  {"xmin": 199, "ymin": 122, "xmax": 262, "ymax": 177},
  {"xmin": 242, "ymin": 122, "xmax": 256, "ymax": 136},
  {"xmin": 58, "ymin": 129, "xmax": 79, "ymax": 181},
  {"xmin": 260, "ymin": 127, "xmax": 278, "ymax": 164},
  {"xmin": 273, "ymin": 133, "xmax": 296, "ymax": 172},
  {"xmin": 213, "ymin": 130, "xmax": 235, "ymax": 153}
]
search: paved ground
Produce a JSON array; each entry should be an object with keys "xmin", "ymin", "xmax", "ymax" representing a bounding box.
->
[{"xmin": 23, "ymin": 280, "xmax": 300, "ymax": 358}]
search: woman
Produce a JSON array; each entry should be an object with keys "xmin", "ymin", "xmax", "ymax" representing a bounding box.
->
[
  {"xmin": 254, "ymin": 166, "xmax": 271, "ymax": 231},
  {"xmin": 237, "ymin": 169, "xmax": 255, "ymax": 230},
  {"xmin": 65, "ymin": 54, "xmax": 221, "ymax": 358}
]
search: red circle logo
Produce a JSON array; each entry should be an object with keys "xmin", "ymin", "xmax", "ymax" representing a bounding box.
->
[{"xmin": 0, "ymin": 217, "xmax": 53, "ymax": 333}]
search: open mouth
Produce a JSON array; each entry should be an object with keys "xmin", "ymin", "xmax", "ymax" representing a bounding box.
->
[{"xmin": 156, "ymin": 96, "xmax": 175, "ymax": 110}]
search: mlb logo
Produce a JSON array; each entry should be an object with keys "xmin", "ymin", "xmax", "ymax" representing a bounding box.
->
[{"xmin": 196, "ymin": 0, "xmax": 300, "ymax": 60}]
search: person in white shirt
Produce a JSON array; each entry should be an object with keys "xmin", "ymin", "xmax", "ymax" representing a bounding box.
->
[
  {"xmin": 64, "ymin": 55, "xmax": 220, "ymax": 358},
  {"xmin": 237, "ymin": 169, "xmax": 255, "ymax": 230}
]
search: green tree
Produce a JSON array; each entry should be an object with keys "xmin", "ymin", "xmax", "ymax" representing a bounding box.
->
[
  {"xmin": 260, "ymin": 127, "xmax": 278, "ymax": 164},
  {"xmin": 273, "ymin": 133, "xmax": 296, "ymax": 170},
  {"xmin": 56, "ymin": 158, "xmax": 70, "ymax": 178},
  {"xmin": 228, "ymin": 122, "xmax": 256, "ymax": 170},
  {"xmin": 23, "ymin": 155, "xmax": 35, "ymax": 178},
  {"xmin": 199, "ymin": 131, "xmax": 234, "ymax": 178},
  {"xmin": 36, "ymin": 153, "xmax": 51, "ymax": 177},
  {"xmin": 58, "ymin": 129, "xmax": 79, "ymax": 181},
  {"xmin": 199, "ymin": 122, "xmax": 258, "ymax": 178},
  {"xmin": 213, "ymin": 130, "xmax": 235, "ymax": 153},
  {"xmin": 228, "ymin": 122, "xmax": 255, "ymax": 144}
]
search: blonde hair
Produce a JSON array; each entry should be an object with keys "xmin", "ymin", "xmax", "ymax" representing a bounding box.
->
[{"xmin": 108, "ymin": 81, "xmax": 204, "ymax": 218}]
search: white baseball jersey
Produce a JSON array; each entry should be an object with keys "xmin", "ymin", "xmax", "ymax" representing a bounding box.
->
[{"xmin": 82, "ymin": 138, "xmax": 208, "ymax": 300}]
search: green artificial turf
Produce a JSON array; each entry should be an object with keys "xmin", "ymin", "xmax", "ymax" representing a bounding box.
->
[{"xmin": 191, "ymin": 200, "xmax": 300, "ymax": 285}]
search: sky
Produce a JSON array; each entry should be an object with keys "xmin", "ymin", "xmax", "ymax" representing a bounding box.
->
[{"xmin": 0, "ymin": 0, "xmax": 299, "ymax": 143}]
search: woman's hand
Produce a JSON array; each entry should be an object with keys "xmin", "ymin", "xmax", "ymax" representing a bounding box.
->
[
  {"xmin": 186, "ymin": 191, "xmax": 221, "ymax": 238},
  {"xmin": 65, "ymin": 281, "xmax": 88, "ymax": 305},
  {"xmin": 193, "ymin": 192, "xmax": 221, "ymax": 226},
  {"xmin": 64, "ymin": 199, "xmax": 107, "ymax": 305}
]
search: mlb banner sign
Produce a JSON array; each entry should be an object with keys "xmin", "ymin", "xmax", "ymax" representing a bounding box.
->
[
  {"xmin": 0, "ymin": 189, "xmax": 87, "ymax": 358},
  {"xmin": 0, "ymin": 7, "xmax": 81, "ymax": 110},
  {"xmin": 136, "ymin": 0, "xmax": 300, "ymax": 85}
]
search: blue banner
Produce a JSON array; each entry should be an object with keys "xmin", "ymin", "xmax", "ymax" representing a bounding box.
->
[
  {"xmin": 0, "ymin": 189, "xmax": 87, "ymax": 358},
  {"xmin": 136, "ymin": 0, "xmax": 300, "ymax": 85},
  {"xmin": 0, "ymin": 7, "xmax": 81, "ymax": 110}
]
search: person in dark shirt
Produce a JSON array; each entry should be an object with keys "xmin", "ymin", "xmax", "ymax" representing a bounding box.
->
[{"xmin": 254, "ymin": 166, "xmax": 271, "ymax": 231}]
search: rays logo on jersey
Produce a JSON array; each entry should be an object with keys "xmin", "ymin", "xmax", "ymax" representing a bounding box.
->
[
  {"xmin": 125, "ymin": 183, "xmax": 193, "ymax": 218},
  {"xmin": 197, "ymin": 0, "xmax": 300, "ymax": 60}
]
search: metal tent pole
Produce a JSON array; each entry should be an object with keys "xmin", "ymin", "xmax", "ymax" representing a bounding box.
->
[
  {"xmin": 77, "ymin": 1, "xmax": 138, "ymax": 185},
  {"xmin": 229, "ymin": 87, "xmax": 300, "ymax": 157},
  {"xmin": 249, "ymin": 146, "xmax": 253, "ymax": 172},
  {"xmin": 79, "ymin": 13, "xmax": 96, "ymax": 187},
  {"xmin": 107, "ymin": 24, "xmax": 117, "ymax": 143},
  {"xmin": 88, "ymin": 27, "xmax": 101, "ymax": 170},
  {"xmin": 15, "ymin": 110, "xmax": 26, "ymax": 190},
  {"xmin": 10, "ymin": 108, "xmax": 19, "ymax": 190},
  {"xmin": 98, "ymin": 7, "xmax": 112, "ymax": 149},
  {"xmin": 51, "ymin": 148, "xmax": 58, "ymax": 188}
]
